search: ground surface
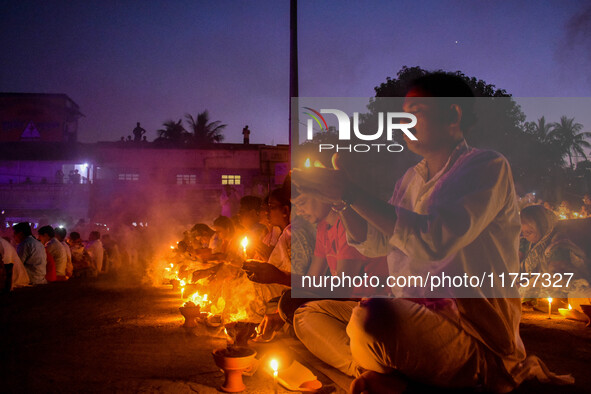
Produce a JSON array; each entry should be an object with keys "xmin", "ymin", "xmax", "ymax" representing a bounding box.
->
[{"xmin": 1, "ymin": 274, "xmax": 590, "ymax": 393}]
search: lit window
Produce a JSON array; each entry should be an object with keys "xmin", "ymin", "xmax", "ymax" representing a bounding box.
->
[
  {"xmin": 176, "ymin": 174, "xmax": 196, "ymax": 185},
  {"xmin": 221, "ymin": 175, "xmax": 241, "ymax": 185},
  {"xmin": 118, "ymin": 173, "xmax": 139, "ymax": 181}
]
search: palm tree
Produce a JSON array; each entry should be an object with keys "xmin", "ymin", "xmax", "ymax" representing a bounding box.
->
[
  {"xmin": 527, "ymin": 116, "xmax": 553, "ymax": 143},
  {"xmin": 156, "ymin": 119, "xmax": 189, "ymax": 145},
  {"xmin": 185, "ymin": 110, "xmax": 226, "ymax": 145},
  {"xmin": 548, "ymin": 116, "xmax": 591, "ymax": 169}
]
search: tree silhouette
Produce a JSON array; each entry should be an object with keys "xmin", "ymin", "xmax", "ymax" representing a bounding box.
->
[
  {"xmin": 156, "ymin": 119, "xmax": 189, "ymax": 145},
  {"xmin": 185, "ymin": 111, "xmax": 226, "ymax": 145},
  {"xmin": 548, "ymin": 116, "xmax": 591, "ymax": 169},
  {"xmin": 525, "ymin": 116, "xmax": 553, "ymax": 142},
  {"xmin": 360, "ymin": 66, "xmax": 589, "ymax": 200}
]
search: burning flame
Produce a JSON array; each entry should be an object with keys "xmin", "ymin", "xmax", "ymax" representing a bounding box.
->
[
  {"xmin": 227, "ymin": 309, "xmax": 249, "ymax": 322},
  {"xmin": 554, "ymin": 206, "xmax": 588, "ymax": 220},
  {"xmin": 313, "ymin": 160, "xmax": 325, "ymax": 168},
  {"xmin": 270, "ymin": 359, "xmax": 279, "ymax": 372},
  {"xmin": 189, "ymin": 291, "xmax": 209, "ymax": 307},
  {"xmin": 241, "ymin": 236, "xmax": 249, "ymax": 257},
  {"xmin": 210, "ymin": 297, "xmax": 226, "ymax": 315},
  {"xmin": 304, "ymin": 158, "xmax": 311, "ymax": 168},
  {"xmin": 548, "ymin": 297, "xmax": 553, "ymax": 303},
  {"xmin": 170, "ymin": 245, "xmax": 175, "ymax": 249},
  {"xmin": 568, "ymin": 304, "xmax": 572, "ymax": 310}
]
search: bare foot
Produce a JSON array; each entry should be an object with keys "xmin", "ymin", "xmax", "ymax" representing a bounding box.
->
[{"xmin": 350, "ymin": 371, "xmax": 408, "ymax": 394}]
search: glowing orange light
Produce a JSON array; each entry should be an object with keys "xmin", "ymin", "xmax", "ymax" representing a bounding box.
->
[
  {"xmin": 241, "ymin": 236, "xmax": 248, "ymax": 257},
  {"xmin": 304, "ymin": 158, "xmax": 311, "ymax": 168},
  {"xmin": 271, "ymin": 359, "xmax": 279, "ymax": 384},
  {"xmin": 270, "ymin": 359, "xmax": 279, "ymax": 372}
]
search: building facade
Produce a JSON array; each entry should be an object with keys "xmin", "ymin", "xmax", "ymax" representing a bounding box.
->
[{"xmin": 0, "ymin": 142, "xmax": 289, "ymax": 232}]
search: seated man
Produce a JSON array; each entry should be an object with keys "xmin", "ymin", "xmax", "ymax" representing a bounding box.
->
[
  {"xmin": 68, "ymin": 232, "xmax": 95, "ymax": 278},
  {"xmin": 292, "ymin": 73, "xmax": 572, "ymax": 392},
  {"xmin": 38, "ymin": 226, "xmax": 68, "ymax": 280},
  {"xmin": 54, "ymin": 227, "xmax": 73, "ymax": 278},
  {"xmin": 242, "ymin": 185, "xmax": 316, "ymax": 340},
  {"xmin": 85, "ymin": 231, "xmax": 104, "ymax": 275},
  {"xmin": 13, "ymin": 222, "xmax": 47, "ymax": 285},
  {"xmin": 1, "ymin": 236, "xmax": 29, "ymax": 291}
]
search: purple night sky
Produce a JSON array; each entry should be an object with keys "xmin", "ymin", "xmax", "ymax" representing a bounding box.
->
[{"xmin": 1, "ymin": 1, "xmax": 590, "ymax": 144}]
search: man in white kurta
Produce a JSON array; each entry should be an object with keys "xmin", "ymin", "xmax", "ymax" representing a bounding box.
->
[
  {"xmin": 0, "ymin": 237, "xmax": 30, "ymax": 289},
  {"xmin": 85, "ymin": 232, "xmax": 104, "ymax": 274},
  {"xmin": 292, "ymin": 74, "xmax": 572, "ymax": 392}
]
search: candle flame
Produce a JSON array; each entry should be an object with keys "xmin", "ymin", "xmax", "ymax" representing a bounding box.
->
[
  {"xmin": 241, "ymin": 236, "xmax": 249, "ymax": 257},
  {"xmin": 270, "ymin": 359, "xmax": 279, "ymax": 372},
  {"xmin": 568, "ymin": 304, "xmax": 572, "ymax": 310},
  {"xmin": 170, "ymin": 245, "xmax": 175, "ymax": 249},
  {"xmin": 548, "ymin": 297, "xmax": 553, "ymax": 303},
  {"xmin": 304, "ymin": 158, "xmax": 311, "ymax": 168},
  {"xmin": 189, "ymin": 292, "xmax": 209, "ymax": 306}
]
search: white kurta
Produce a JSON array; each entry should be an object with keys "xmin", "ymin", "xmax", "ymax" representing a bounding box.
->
[
  {"xmin": 0, "ymin": 237, "xmax": 30, "ymax": 288},
  {"xmin": 349, "ymin": 141, "xmax": 572, "ymax": 390},
  {"xmin": 85, "ymin": 239, "xmax": 104, "ymax": 273}
]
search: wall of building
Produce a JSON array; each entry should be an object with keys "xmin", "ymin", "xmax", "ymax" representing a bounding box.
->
[
  {"xmin": 0, "ymin": 142, "xmax": 289, "ymax": 230},
  {"xmin": 0, "ymin": 93, "xmax": 81, "ymax": 143}
]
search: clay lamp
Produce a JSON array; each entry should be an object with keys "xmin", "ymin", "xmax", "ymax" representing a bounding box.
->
[
  {"xmin": 179, "ymin": 301, "xmax": 201, "ymax": 328},
  {"xmin": 211, "ymin": 321, "xmax": 259, "ymax": 392},
  {"xmin": 212, "ymin": 346, "xmax": 257, "ymax": 393}
]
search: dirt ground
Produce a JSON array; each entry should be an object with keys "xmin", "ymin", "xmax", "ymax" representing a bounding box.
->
[{"xmin": 1, "ymin": 274, "xmax": 590, "ymax": 393}]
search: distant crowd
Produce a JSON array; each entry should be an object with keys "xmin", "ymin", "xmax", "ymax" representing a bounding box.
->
[{"xmin": 0, "ymin": 222, "xmax": 123, "ymax": 292}]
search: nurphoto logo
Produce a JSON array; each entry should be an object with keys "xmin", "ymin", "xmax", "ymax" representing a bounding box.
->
[{"xmin": 303, "ymin": 107, "xmax": 418, "ymax": 153}]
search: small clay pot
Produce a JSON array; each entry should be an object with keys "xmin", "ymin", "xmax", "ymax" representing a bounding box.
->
[
  {"xmin": 212, "ymin": 347, "xmax": 257, "ymax": 393},
  {"xmin": 179, "ymin": 305, "xmax": 201, "ymax": 328}
]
